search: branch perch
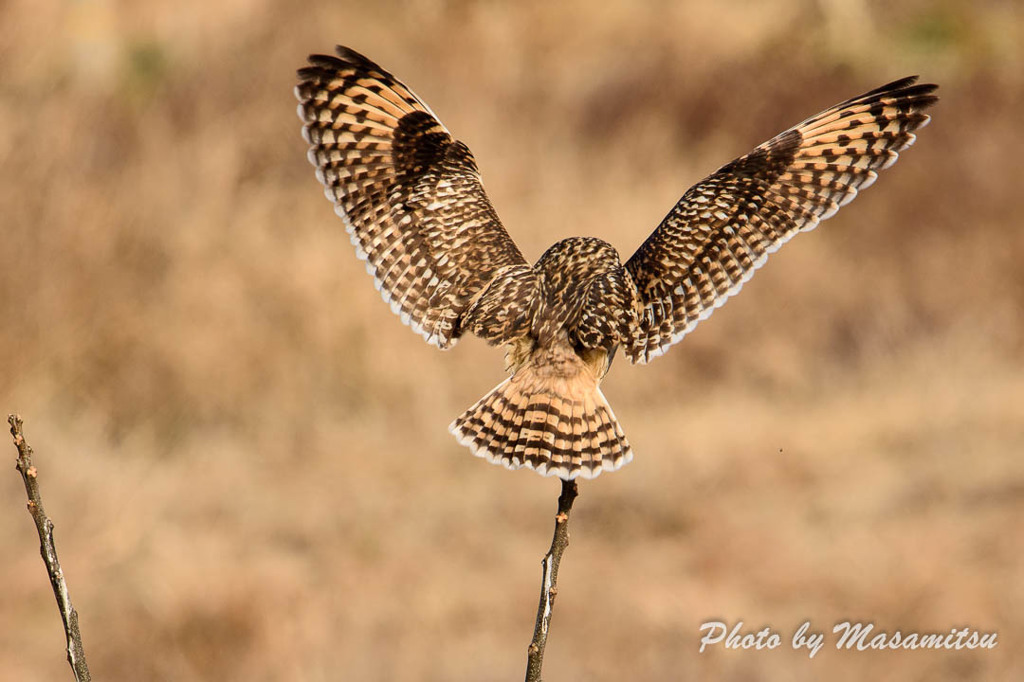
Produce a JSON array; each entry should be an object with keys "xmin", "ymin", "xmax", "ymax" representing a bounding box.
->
[
  {"xmin": 525, "ymin": 478, "xmax": 579, "ymax": 682},
  {"xmin": 9, "ymin": 414, "xmax": 91, "ymax": 682}
]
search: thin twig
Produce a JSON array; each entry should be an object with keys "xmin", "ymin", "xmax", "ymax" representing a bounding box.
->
[
  {"xmin": 525, "ymin": 478, "xmax": 579, "ymax": 682},
  {"xmin": 9, "ymin": 414, "xmax": 91, "ymax": 682}
]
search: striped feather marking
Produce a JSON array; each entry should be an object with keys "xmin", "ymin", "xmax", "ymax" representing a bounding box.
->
[{"xmin": 449, "ymin": 353, "xmax": 633, "ymax": 480}]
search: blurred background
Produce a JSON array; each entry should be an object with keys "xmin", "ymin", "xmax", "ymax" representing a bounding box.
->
[{"xmin": 2, "ymin": 0, "xmax": 1022, "ymax": 680}]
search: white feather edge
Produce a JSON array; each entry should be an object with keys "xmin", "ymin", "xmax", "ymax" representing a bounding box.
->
[{"xmin": 331, "ymin": 199, "xmax": 452, "ymax": 349}]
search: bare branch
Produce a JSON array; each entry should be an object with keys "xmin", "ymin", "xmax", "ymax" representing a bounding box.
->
[
  {"xmin": 9, "ymin": 414, "xmax": 91, "ymax": 682},
  {"xmin": 525, "ymin": 478, "xmax": 579, "ymax": 682}
]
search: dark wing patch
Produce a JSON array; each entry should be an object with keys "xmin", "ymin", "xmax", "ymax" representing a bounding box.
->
[
  {"xmin": 462, "ymin": 264, "xmax": 542, "ymax": 344},
  {"xmin": 296, "ymin": 46, "xmax": 529, "ymax": 348},
  {"xmin": 624, "ymin": 76, "xmax": 938, "ymax": 363}
]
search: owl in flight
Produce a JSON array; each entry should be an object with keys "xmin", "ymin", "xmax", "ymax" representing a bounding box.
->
[{"xmin": 296, "ymin": 46, "xmax": 937, "ymax": 480}]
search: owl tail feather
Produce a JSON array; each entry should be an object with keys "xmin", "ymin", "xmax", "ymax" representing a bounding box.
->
[{"xmin": 448, "ymin": 358, "xmax": 633, "ymax": 480}]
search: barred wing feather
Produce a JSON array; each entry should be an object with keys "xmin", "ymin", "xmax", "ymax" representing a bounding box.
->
[
  {"xmin": 296, "ymin": 46, "xmax": 528, "ymax": 349},
  {"xmin": 624, "ymin": 76, "xmax": 938, "ymax": 364}
]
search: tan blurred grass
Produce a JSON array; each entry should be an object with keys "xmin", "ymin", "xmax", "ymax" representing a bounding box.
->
[{"xmin": 1, "ymin": 0, "xmax": 1022, "ymax": 680}]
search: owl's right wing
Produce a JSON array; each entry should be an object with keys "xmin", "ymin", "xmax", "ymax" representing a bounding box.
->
[
  {"xmin": 623, "ymin": 76, "xmax": 938, "ymax": 364},
  {"xmin": 296, "ymin": 46, "xmax": 530, "ymax": 349}
]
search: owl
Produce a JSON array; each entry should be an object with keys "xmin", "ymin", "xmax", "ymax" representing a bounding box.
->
[{"xmin": 296, "ymin": 46, "xmax": 937, "ymax": 480}]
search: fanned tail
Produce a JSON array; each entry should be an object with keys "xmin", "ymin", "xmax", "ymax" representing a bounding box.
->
[{"xmin": 449, "ymin": 354, "xmax": 632, "ymax": 480}]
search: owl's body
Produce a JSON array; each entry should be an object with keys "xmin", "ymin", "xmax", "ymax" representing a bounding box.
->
[
  {"xmin": 455, "ymin": 237, "xmax": 639, "ymax": 477},
  {"xmin": 296, "ymin": 46, "xmax": 938, "ymax": 480}
]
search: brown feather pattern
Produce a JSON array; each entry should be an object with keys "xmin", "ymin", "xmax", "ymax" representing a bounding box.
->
[
  {"xmin": 296, "ymin": 46, "xmax": 527, "ymax": 348},
  {"xmin": 624, "ymin": 76, "xmax": 938, "ymax": 363},
  {"xmin": 297, "ymin": 47, "xmax": 937, "ymax": 479}
]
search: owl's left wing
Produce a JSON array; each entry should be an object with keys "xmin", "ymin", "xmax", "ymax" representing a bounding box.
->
[
  {"xmin": 296, "ymin": 46, "xmax": 529, "ymax": 349},
  {"xmin": 623, "ymin": 76, "xmax": 938, "ymax": 364}
]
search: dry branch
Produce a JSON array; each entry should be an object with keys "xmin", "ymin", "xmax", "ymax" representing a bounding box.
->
[
  {"xmin": 525, "ymin": 478, "xmax": 579, "ymax": 682},
  {"xmin": 9, "ymin": 414, "xmax": 91, "ymax": 682}
]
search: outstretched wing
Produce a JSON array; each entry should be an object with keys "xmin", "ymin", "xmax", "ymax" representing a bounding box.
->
[
  {"xmin": 624, "ymin": 76, "xmax": 938, "ymax": 364},
  {"xmin": 296, "ymin": 46, "xmax": 529, "ymax": 348}
]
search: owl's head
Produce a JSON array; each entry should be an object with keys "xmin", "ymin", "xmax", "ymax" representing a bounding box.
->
[{"xmin": 535, "ymin": 237, "xmax": 622, "ymax": 287}]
